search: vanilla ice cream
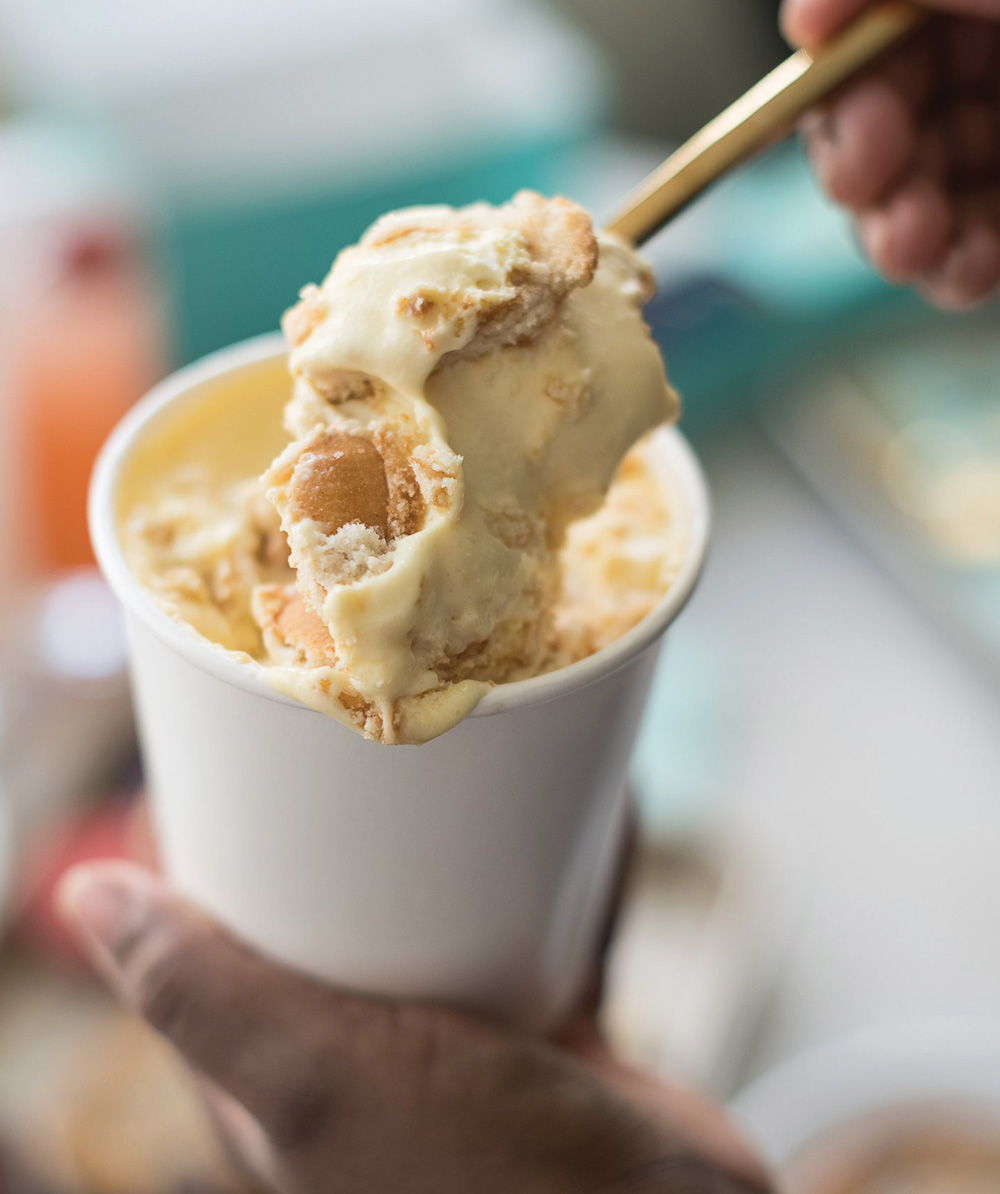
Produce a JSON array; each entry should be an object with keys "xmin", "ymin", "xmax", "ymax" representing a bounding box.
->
[{"xmin": 121, "ymin": 193, "xmax": 685, "ymax": 743}]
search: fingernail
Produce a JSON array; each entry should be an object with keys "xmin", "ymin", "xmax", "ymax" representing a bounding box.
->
[
  {"xmin": 859, "ymin": 209, "xmax": 890, "ymax": 264},
  {"xmin": 925, "ymin": 239, "xmax": 979, "ymax": 308},
  {"xmin": 937, "ymin": 243, "xmax": 968, "ymax": 285},
  {"xmin": 59, "ymin": 865, "xmax": 151, "ymax": 961},
  {"xmin": 799, "ymin": 109, "xmax": 836, "ymax": 145}
]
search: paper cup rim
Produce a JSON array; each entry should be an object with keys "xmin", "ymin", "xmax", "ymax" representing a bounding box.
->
[{"xmin": 89, "ymin": 332, "xmax": 710, "ymax": 720}]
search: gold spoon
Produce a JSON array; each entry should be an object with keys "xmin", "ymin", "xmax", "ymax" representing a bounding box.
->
[{"xmin": 605, "ymin": 0, "xmax": 928, "ymax": 246}]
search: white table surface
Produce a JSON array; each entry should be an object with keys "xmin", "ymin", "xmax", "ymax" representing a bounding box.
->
[{"xmin": 682, "ymin": 420, "xmax": 1000, "ymax": 1089}]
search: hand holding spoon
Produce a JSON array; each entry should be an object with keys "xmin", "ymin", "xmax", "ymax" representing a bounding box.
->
[{"xmin": 606, "ymin": 1, "xmax": 928, "ymax": 246}]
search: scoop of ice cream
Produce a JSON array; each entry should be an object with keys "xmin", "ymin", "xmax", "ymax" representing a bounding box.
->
[
  {"xmin": 121, "ymin": 471, "xmax": 289, "ymax": 655},
  {"xmin": 257, "ymin": 191, "xmax": 679, "ymax": 743},
  {"xmin": 283, "ymin": 190, "xmax": 598, "ymax": 417}
]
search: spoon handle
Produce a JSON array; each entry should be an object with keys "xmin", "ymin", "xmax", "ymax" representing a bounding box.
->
[{"xmin": 605, "ymin": 1, "xmax": 928, "ymax": 246}]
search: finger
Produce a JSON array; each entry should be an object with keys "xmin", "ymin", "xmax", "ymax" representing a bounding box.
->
[
  {"xmin": 982, "ymin": 187, "xmax": 1000, "ymax": 222},
  {"xmin": 782, "ymin": 0, "xmax": 1000, "ymax": 50},
  {"xmin": 942, "ymin": 15, "xmax": 1000, "ymax": 89},
  {"xmin": 782, "ymin": 0, "xmax": 870, "ymax": 47},
  {"xmin": 865, "ymin": 33, "xmax": 939, "ymax": 114},
  {"xmin": 58, "ymin": 861, "xmax": 387, "ymax": 1145},
  {"xmin": 947, "ymin": 100, "xmax": 999, "ymax": 181},
  {"xmin": 576, "ymin": 1041, "xmax": 772, "ymax": 1192},
  {"xmin": 914, "ymin": 116, "xmax": 953, "ymax": 177},
  {"xmin": 918, "ymin": 202, "xmax": 1000, "ymax": 305},
  {"xmin": 856, "ymin": 172, "xmax": 955, "ymax": 278},
  {"xmin": 196, "ymin": 1078, "xmax": 281, "ymax": 1187},
  {"xmin": 802, "ymin": 70, "xmax": 920, "ymax": 207}
]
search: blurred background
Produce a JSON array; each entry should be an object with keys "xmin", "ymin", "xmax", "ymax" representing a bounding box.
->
[{"xmin": 0, "ymin": 0, "xmax": 999, "ymax": 1190}]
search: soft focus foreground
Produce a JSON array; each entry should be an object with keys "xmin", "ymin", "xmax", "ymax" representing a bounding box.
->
[{"xmin": 0, "ymin": 1, "xmax": 999, "ymax": 1192}]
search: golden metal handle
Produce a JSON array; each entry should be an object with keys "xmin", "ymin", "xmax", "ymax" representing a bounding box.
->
[{"xmin": 605, "ymin": 1, "xmax": 928, "ymax": 246}]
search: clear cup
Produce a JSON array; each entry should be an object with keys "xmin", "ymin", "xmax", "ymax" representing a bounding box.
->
[{"xmin": 89, "ymin": 334, "xmax": 709, "ymax": 1030}]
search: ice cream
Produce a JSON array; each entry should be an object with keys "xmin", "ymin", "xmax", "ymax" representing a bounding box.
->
[{"xmin": 120, "ymin": 192, "xmax": 685, "ymax": 743}]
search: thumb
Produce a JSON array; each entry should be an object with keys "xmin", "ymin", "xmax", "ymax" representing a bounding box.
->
[
  {"xmin": 781, "ymin": 0, "xmax": 1000, "ymax": 48},
  {"xmin": 58, "ymin": 861, "xmax": 389, "ymax": 1147}
]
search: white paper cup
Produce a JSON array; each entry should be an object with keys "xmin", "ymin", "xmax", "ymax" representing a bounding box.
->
[{"xmin": 90, "ymin": 334, "xmax": 709, "ymax": 1031}]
